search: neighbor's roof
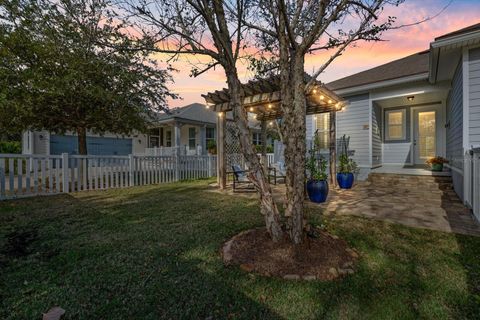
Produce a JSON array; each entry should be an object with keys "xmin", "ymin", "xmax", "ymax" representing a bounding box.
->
[
  {"xmin": 435, "ymin": 22, "xmax": 480, "ymax": 40},
  {"xmin": 155, "ymin": 103, "xmax": 216, "ymax": 124},
  {"xmin": 326, "ymin": 50, "xmax": 430, "ymax": 91}
]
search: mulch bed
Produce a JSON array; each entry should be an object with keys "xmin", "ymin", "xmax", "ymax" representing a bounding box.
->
[{"xmin": 221, "ymin": 228, "xmax": 359, "ymax": 281}]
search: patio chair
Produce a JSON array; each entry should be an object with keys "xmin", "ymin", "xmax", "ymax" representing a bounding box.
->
[
  {"xmin": 268, "ymin": 162, "xmax": 286, "ymax": 185},
  {"xmin": 231, "ymin": 164, "xmax": 255, "ymax": 192}
]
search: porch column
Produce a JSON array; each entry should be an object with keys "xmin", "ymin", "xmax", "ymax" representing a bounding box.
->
[
  {"xmin": 261, "ymin": 119, "xmax": 268, "ymax": 171},
  {"xmin": 174, "ymin": 122, "xmax": 181, "ymax": 152},
  {"xmin": 200, "ymin": 125, "xmax": 207, "ymax": 155},
  {"xmin": 217, "ymin": 112, "xmax": 226, "ymax": 189},
  {"xmin": 329, "ymin": 110, "xmax": 337, "ymax": 187}
]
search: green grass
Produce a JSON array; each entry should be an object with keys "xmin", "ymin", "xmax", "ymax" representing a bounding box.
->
[{"xmin": 0, "ymin": 180, "xmax": 479, "ymax": 319}]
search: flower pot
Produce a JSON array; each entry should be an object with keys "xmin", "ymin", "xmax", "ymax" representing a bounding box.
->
[
  {"xmin": 431, "ymin": 163, "xmax": 443, "ymax": 172},
  {"xmin": 306, "ymin": 180, "xmax": 329, "ymax": 203},
  {"xmin": 337, "ymin": 172, "xmax": 354, "ymax": 189}
]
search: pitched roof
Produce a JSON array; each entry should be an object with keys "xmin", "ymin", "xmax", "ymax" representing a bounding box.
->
[
  {"xmin": 326, "ymin": 50, "xmax": 430, "ymax": 91},
  {"xmin": 155, "ymin": 103, "xmax": 216, "ymax": 124},
  {"xmin": 435, "ymin": 22, "xmax": 480, "ymax": 40}
]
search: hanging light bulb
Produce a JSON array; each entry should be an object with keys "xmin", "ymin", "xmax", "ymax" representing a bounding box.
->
[
  {"xmin": 249, "ymin": 107, "xmax": 254, "ymax": 112},
  {"xmin": 269, "ymin": 121, "xmax": 273, "ymax": 126},
  {"xmin": 268, "ymin": 104, "xmax": 272, "ymax": 109},
  {"xmin": 313, "ymin": 88, "xmax": 317, "ymax": 94},
  {"xmin": 328, "ymin": 99, "xmax": 333, "ymax": 104},
  {"xmin": 320, "ymin": 95, "xmax": 324, "ymax": 100}
]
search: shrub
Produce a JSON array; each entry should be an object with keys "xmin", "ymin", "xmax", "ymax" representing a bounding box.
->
[{"xmin": 0, "ymin": 141, "xmax": 21, "ymax": 154}]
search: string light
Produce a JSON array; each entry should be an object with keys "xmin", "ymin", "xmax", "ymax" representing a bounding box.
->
[
  {"xmin": 320, "ymin": 95, "xmax": 324, "ymax": 100},
  {"xmin": 328, "ymin": 99, "xmax": 332, "ymax": 104},
  {"xmin": 249, "ymin": 107, "xmax": 254, "ymax": 112},
  {"xmin": 313, "ymin": 89, "xmax": 317, "ymax": 94},
  {"xmin": 269, "ymin": 121, "xmax": 273, "ymax": 126},
  {"xmin": 218, "ymin": 112, "xmax": 223, "ymax": 117},
  {"xmin": 268, "ymin": 104, "xmax": 272, "ymax": 109}
]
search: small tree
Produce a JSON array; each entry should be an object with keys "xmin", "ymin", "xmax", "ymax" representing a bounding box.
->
[{"xmin": 0, "ymin": 0, "xmax": 175, "ymax": 154}]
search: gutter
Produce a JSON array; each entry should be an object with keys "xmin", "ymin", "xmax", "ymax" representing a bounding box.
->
[{"xmin": 333, "ymin": 73, "xmax": 429, "ymax": 97}]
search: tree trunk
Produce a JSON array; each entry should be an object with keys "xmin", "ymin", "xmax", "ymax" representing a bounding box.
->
[
  {"xmin": 77, "ymin": 127, "xmax": 88, "ymax": 155},
  {"xmin": 281, "ymin": 54, "xmax": 307, "ymax": 245},
  {"xmin": 225, "ymin": 72, "xmax": 284, "ymax": 242}
]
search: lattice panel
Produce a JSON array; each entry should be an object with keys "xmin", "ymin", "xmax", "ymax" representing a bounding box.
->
[{"xmin": 225, "ymin": 120, "xmax": 245, "ymax": 169}]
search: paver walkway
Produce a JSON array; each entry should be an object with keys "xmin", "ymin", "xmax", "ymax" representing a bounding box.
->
[{"xmin": 212, "ymin": 173, "xmax": 480, "ymax": 236}]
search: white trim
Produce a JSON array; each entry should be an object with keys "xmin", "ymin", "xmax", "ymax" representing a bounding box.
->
[
  {"xmin": 431, "ymin": 30, "xmax": 480, "ymax": 49},
  {"xmin": 445, "ymin": 163, "xmax": 463, "ymax": 175},
  {"xmin": 462, "ymin": 48, "xmax": 470, "ymax": 151},
  {"xmin": 385, "ymin": 109, "xmax": 407, "ymax": 141},
  {"xmin": 368, "ymin": 98, "xmax": 373, "ymax": 168},
  {"xmin": 334, "ymin": 73, "xmax": 429, "ymax": 96}
]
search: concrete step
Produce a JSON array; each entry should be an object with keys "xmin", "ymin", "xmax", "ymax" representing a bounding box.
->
[{"xmin": 367, "ymin": 173, "xmax": 456, "ymax": 193}]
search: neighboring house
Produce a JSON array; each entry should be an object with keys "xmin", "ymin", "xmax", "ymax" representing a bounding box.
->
[
  {"xmin": 22, "ymin": 102, "xmax": 269, "ymax": 156},
  {"xmin": 311, "ymin": 23, "xmax": 480, "ymax": 204}
]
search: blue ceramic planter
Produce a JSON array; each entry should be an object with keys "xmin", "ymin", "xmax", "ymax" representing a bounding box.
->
[
  {"xmin": 306, "ymin": 180, "xmax": 329, "ymax": 203},
  {"xmin": 337, "ymin": 173, "xmax": 354, "ymax": 189}
]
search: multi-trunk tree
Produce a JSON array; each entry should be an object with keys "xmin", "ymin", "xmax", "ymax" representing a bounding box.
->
[
  {"xmin": 125, "ymin": 0, "xmax": 406, "ymax": 244},
  {"xmin": 0, "ymin": 0, "xmax": 175, "ymax": 154}
]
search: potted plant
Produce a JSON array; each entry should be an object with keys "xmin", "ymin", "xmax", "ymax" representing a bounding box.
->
[
  {"xmin": 426, "ymin": 156, "xmax": 448, "ymax": 172},
  {"xmin": 306, "ymin": 139, "xmax": 329, "ymax": 203},
  {"xmin": 336, "ymin": 135, "xmax": 358, "ymax": 189},
  {"xmin": 207, "ymin": 140, "xmax": 217, "ymax": 155}
]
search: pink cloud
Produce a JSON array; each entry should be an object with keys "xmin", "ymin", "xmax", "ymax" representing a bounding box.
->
[{"xmin": 166, "ymin": 0, "xmax": 480, "ymax": 108}]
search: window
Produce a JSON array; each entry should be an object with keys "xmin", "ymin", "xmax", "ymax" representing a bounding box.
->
[
  {"xmin": 188, "ymin": 127, "xmax": 196, "ymax": 150},
  {"xmin": 385, "ymin": 109, "xmax": 406, "ymax": 140},
  {"xmin": 206, "ymin": 127, "xmax": 215, "ymax": 145},
  {"xmin": 166, "ymin": 130, "xmax": 172, "ymax": 147},
  {"xmin": 148, "ymin": 128, "xmax": 160, "ymax": 148},
  {"xmin": 252, "ymin": 132, "xmax": 261, "ymax": 145},
  {"xmin": 315, "ymin": 113, "xmax": 330, "ymax": 149}
]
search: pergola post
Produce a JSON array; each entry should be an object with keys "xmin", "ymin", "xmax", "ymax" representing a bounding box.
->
[
  {"xmin": 329, "ymin": 110, "xmax": 337, "ymax": 187},
  {"xmin": 217, "ymin": 112, "xmax": 226, "ymax": 189}
]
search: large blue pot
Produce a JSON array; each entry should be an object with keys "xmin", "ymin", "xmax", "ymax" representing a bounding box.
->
[
  {"xmin": 306, "ymin": 180, "xmax": 329, "ymax": 203},
  {"xmin": 337, "ymin": 173, "xmax": 354, "ymax": 189}
]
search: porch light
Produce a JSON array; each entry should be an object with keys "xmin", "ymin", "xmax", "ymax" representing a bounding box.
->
[{"xmin": 407, "ymin": 96, "xmax": 415, "ymax": 101}]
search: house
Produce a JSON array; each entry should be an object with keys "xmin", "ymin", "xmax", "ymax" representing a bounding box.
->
[
  {"xmin": 308, "ymin": 23, "xmax": 480, "ymax": 206},
  {"xmin": 22, "ymin": 102, "xmax": 270, "ymax": 156}
]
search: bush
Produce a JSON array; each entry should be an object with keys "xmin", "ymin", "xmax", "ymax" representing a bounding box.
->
[{"xmin": 0, "ymin": 141, "xmax": 21, "ymax": 154}]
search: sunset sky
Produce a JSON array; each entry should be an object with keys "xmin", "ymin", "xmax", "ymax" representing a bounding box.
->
[{"xmin": 165, "ymin": 0, "xmax": 480, "ymax": 108}]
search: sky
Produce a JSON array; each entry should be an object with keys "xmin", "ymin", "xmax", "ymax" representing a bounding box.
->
[{"xmin": 165, "ymin": 0, "xmax": 480, "ymax": 108}]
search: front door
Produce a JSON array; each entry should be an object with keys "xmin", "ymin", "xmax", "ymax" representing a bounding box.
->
[{"xmin": 413, "ymin": 106, "xmax": 440, "ymax": 165}]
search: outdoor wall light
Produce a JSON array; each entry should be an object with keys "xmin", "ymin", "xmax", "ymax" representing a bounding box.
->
[{"xmin": 407, "ymin": 96, "xmax": 415, "ymax": 101}]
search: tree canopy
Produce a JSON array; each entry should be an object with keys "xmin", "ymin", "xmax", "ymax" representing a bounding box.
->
[{"xmin": 0, "ymin": 0, "xmax": 176, "ymax": 154}]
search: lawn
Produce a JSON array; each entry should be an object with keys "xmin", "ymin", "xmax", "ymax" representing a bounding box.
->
[{"xmin": 0, "ymin": 180, "xmax": 479, "ymax": 319}]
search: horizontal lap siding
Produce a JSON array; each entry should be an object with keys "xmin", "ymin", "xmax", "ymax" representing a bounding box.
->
[
  {"xmin": 372, "ymin": 104, "xmax": 382, "ymax": 166},
  {"xmin": 383, "ymin": 143, "xmax": 412, "ymax": 164},
  {"xmin": 470, "ymin": 48, "xmax": 480, "ymax": 146},
  {"xmin": 446, "ymin": 59, "xmax": 463, "ymax": 170},
  {"xmin": 337, "ymin": 94, "xmax": 370, "ymax": 166}
]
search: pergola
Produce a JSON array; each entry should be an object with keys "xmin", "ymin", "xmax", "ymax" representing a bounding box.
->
[{"xmin": 202, "ymin": 75, "xmax": 345, "ymax": 189}]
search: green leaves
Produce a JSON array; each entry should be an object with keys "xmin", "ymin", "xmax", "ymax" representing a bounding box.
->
[{"xmin": 0, "ymin": 0, "xmax": 176, "ymax": 148}]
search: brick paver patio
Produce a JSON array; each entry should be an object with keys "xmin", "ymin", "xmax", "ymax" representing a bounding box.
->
[{"xmin": 214, "ymin": 173, "xmax": 480, "ymax": 236}]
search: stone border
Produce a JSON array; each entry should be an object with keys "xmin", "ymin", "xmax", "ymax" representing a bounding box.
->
[{"xmin": 221, "ymin": 228, "xmax": 360, "ymax": 281}]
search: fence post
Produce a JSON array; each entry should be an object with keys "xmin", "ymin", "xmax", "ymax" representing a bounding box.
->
[
  {"xmin": 175, "ymin": 147, "xmax": 180, "ymax": 181},
  {"xmin": 208, "ymin": 155, "xmax": 212, "ymax": 177},
  {"xmin": 61, "ymin": 153, "xmax": 69, "ymax": 193},
  {"xmin": 129, "ymin": 154, "xmax": 135, "ymax": 187}
]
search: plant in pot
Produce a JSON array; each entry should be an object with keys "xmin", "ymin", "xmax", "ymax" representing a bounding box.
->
[
  {"xmin": 426, "ymin": 156, "xmax": 448, "ymax": 172},
  {"xmin": 207, "ymin": 140, "xmax": 217, "ymax": 155},
  {"xmin": 306, "ymin": 140, "xmax": 329, "ymax": 203},
  {"xmin": 336, "ymin": 135, "xmax": 358, "ymax": 189}
]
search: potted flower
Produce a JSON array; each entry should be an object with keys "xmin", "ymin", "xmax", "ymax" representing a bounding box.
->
[
  {"xmin": 336, "ymin": 135, "xmax": 358, "ymax": 189},
  {"xmin": 426, "ymin": 156, "xmax": 448, "ymax": 172},
  {"xmin": 207, "ymin": 140, "xmax": 217, "ymax": 155},
  {"xmin": 306, "ymin": 142, "xmax": 329, "ymax": 203}
]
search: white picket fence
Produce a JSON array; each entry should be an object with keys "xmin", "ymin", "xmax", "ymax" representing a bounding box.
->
[
  {"xmin": 0, "ymin": 153, "xmax": 217, "ymax": 200},
  {"xmin": 464, "ymin": 149, "xmax": 480, "ymax": 221}
]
